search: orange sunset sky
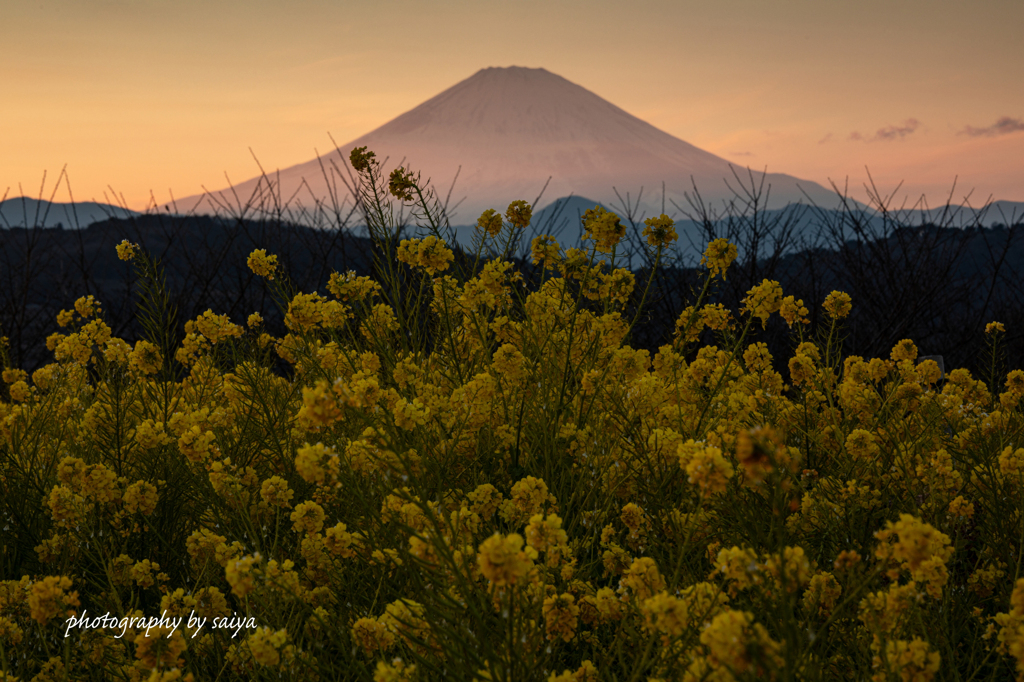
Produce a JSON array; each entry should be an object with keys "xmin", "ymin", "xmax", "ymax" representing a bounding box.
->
[{"xmin": 2, "ymin": 0, "xmax": 1022, "ymax": 211}]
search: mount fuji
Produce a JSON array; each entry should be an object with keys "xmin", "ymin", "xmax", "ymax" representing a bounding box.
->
[{"xmin": 174, "ymin": 66, "xmax": 846, "ymax": 222}]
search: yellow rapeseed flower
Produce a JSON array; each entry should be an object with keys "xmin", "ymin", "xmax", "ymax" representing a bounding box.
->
[
  {"xmin": 259, "ymin": 476, "xmax": 294, "ymax": 509},
  {"xmin": 845, "ymin": 429, "xmax": 880, "ymax": 459},
  {"xmin": 388, "ymin": 167, "xmax": 417, "ymax": 201},
  {"xmin": 291, "ymin": 501, "xmax": 326, "ymax": 534},
  {"xmin": 123, "ymin": 480, "xmax": 159, "ymax": 515},
  {"xmin": 226, "ymin": 553, "xmax": 261, "ymax": 598},
  {"xmin": 247, "ymin": 249, "xmax": 278, "ymax": 280},
  {"xmin": 803, "ymin": 572, "xmax": 842, "ymax": 617},
  {"xmin": 477, "ymin": 208, "xmax": 503, "ymax": 237},
  {"xmin": 873, "ymin": 638, "xmax": 940, "ymax": 682},
  {"xmin": 352, "ymin": 616, "xmax": 395, "ymax": 656},
  {"xmin": 28, "ymin": 576, "xmax": 79, "ymax": 625},
  {"xmin": 476, "ymin": 533, "xmax": 535, "ymax": 587},
  {"xmin": 619, "ymin": 557, "xmax": 666, "ymax": 601},
  {"xmin": 246, "ymin": 627, "xmax": 291, "ymax": 667},
  {"xmin": 701, "ymin": 238, "xmax": 738, "ymax": 280},
  {"xmin": 349, "ymin": 146, "xmax": 376, "ymax": 172},
  {"xmin": 134, "ymin": 626, "xmax": 187, "ymax": 669},
  {"xmin": 875, "ymin": 515, "xmax": 953, "ymax": 597},
  {"xmin": 128, "ymin": 340, "xmax": 163, "ymax": 374},
  {"xmin": 742, "ymin": 279, "xmax": 784, "ymax": 329},
  {"xmin": 115, "ymin": 240, "xmax": 137, "ymax": 261},
  {"xmin": 678, "ymin": 441, "xmax": 735, "ymax": 496},
  {"xmin": 374, "ymin": 658, "xmax": 417, "ymax": 682},
  {"xmin": 543, "ymin": 593, "xmax": 579, "ymax": 642},
  {"xmin": 642, "ymin": 214, "xmax": 678, "ymax": 248},
  {"xmin": 525, "ymin": 513, "xmax": 568, "ymax": 554},
  {"xmin": 823, "ymin": 291, "xmax": 853, "ymax": 319},
  {"xmin": 505, "ymin": 200, "xmax": 533, "ymax": 230},
  {"xmin": 582, "ymin": 206, "xmax": 625, "ymax": 254},
  {"xmin": 700, "ymin": 609, "xmax": 781, "ymax": 675},
  {"xmin": 890, "ymin": 339, "xmax": 918, "ymax": 362},
  {"xmin": 780, "ymin": 295, "xmax": 810, "ymax": 327},
  {"xmin": 530, "ymin": 235, "xmax": 561, "ymax": 267}
]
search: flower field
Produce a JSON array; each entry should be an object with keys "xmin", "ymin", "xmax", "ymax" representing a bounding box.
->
[{"xmin": 2, "ymin": 147, "xmax": 1024, "ymax": 681}]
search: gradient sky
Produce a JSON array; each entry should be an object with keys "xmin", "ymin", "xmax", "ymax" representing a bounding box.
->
[{"xmin": 3, "ymin": 0, "xmax": 1022, "ymax": 211}]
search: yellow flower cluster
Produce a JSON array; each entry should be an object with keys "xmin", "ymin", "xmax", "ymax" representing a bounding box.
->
[
  {"xmin": 116, "ymin": 239, "xmax": 138, "ymax": 261},
  {"xmin": 701, "ymin": 238, "xmax": 738, "ymax": 279},
  {"xmin": 477, "ymin": 533, "xmax": 536, "ymax": 587},
  {"xmin": 246, "ymin": 248, "xmax": 278, "ymax": 279},
  {"xmin": 0, "ymin": 230, "xmax": 1022, "ymax": 682},
  {"xmin": 28, "ymin": 576, "xmax": 80, "ymax": 625},
  {"xmin": 641, "ymin": 214, "xmax": 678, "ymax": 248},
  {"xmin": 874, "ymin": 514, "xmax": 953, "ymax": 598},
  {"xmin": 396, "ymin": 236, "xmax": 454, "ymax": 276},
  {"xmin": 581, "ymin": 206, "xmax": 625, "ymax": 254},
  {"xmin": 742, "ymin": 279, "xmax": 784, "ymax": 329}
]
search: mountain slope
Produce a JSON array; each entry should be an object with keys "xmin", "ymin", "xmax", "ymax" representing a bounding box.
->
[{"xmin": 176, "ymin": 66, "xmax": 846, "ymax": 222}]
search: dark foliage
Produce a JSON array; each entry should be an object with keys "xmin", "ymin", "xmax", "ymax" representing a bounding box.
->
[{"xmin": 1, "ymin": 195, "xmax": 1021, "ymax": 381}]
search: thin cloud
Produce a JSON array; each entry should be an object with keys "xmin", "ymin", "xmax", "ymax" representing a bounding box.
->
[
  {"xmin": 849, "ymin": 118, "xmax": 920, "ymax": 142},
  {"xmin": 959, "ymin": 116, "xmax": 1024, "ymax": 137}
]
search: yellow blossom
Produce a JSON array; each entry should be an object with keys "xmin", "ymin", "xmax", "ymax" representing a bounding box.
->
[
  {"xmin": 823, "ymin": 291, "xmax": 853, "ymax": 319},
  {"xmin": 246, "ymin": 627, "xmax": 291, "ymax": 667},
  {"xmin": 543, "ymin": 593, "xmax": 579, "ymax": 642},
  {"xmin": 396, "ymin": 236, "xmax": 454, "ymax": 276},
  {"xmin": 846, "ymin": 429, "xmax": 880, "ymax": 459},
  {"xmin": 506, "ymin": 200, "xmax": 533, "ymax": 229},
  {"xmin": 260, "ymin": 476, "xmax": 294, "ymax": 509},
  {"xmin": 531, "ymin": 235, "xmax": 562, "ymax": 267},
  {"xmin": 642, "ymin": 214, "xmax": 678, "ymax": 248},
  {"xmin": 291, "ymin": 500, "xmax": 326, "ymax": 534},
  {"xmin": 134, "ymin": 626, "xmax": 187, "ymax": 669},
  {"xmin": 352, "ymin": 616, "xmax": 396, "ymax": 656},
  {"xmin": 128, "ymin": 340, "xmax": 163, "ymax": 374},
  {"xmin": 701, "ymin": 238, "xmax": 738, "ymax": 280},
  {"xmin": 28, "ymin": 576, "xmax": 79, "ymax": 625},
  {"xmin": 477, "ymin": 533, "xmax": 535, "ymax": 587},
  {"xmin": 388, "ymin": 167, "xmax": 417, "ymax": 201},
  {"xmin": 116, "ymin": 240, "xmax": 137, "ymax": 261},
  {"xmin": 891, "ymin": 339, "xmax": 918, "ymax": 362},
  {"xmin": 700, "ymin": 609, "xmax": 781, "ymax": 675},
  {"xmin": 294, "ymin": 442, "xmax": 340, "ymax": 486},
  {"xmin": 350, "ymin": 146, "xmax": 377, "ymax": 172},
  {"xmin": 742, "ymin": 279, "xmax": 784, "ymax": 328},
  {"xmin": 875, "ymin": 515, "xmax": 953, "ymax": 597},
  {"xmin": 713, "ymin": 546, "xmax": 763, "ymax": 595},
  {"xmin": 986, "ymin": 321, "xmax": 1005, "ymax": 334},
  {"xmin": 619, "ymin": 557, "xmax": 666, "ymax": 601},
  {"xmin": 226, "ymin": 553, "xmax": 262, "ymax": 598},
  {"xmin": 247, "ymin": 249, "xmax": 278, "ymax": 279},
  {"xmin": 873, "ymin": 638, "xmax": 940, "ymax": 682},
  {"xmin": 374, "ymin": 658, "xmax": 417, "ymax": 682},
  {"xmin": 477, "ymin": 208, "xmax": 503, "ymax": 237},
  {"xmin": 803, "ymin": 572, "xmax": 842, "ymax": 617},
  {"xmin": 582, "ymin": 206, "xmax": 625, "ymax": 253},
  {"xmin": 123, "ymin": 481, "xmax": 159, "ymax": 515},
  {"xmin": 780, "ymin": 295, "xmax": 810, "ymax": 327},
  {"xmin": 678, "ymin": 440, "xmax": 734, "ymax": 496}
]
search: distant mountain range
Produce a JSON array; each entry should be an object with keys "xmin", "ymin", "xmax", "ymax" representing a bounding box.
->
[
  {"xmin": 0, "ymin": 197, "xmax": 139, "ymax": 228},
  {"xmin": 4, "ymin": 64, "xmax": 1021, "ymax": 246},
  {"xmin": 4, "ymin": 193, "xmax": 1021, "ymax": 265}
]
